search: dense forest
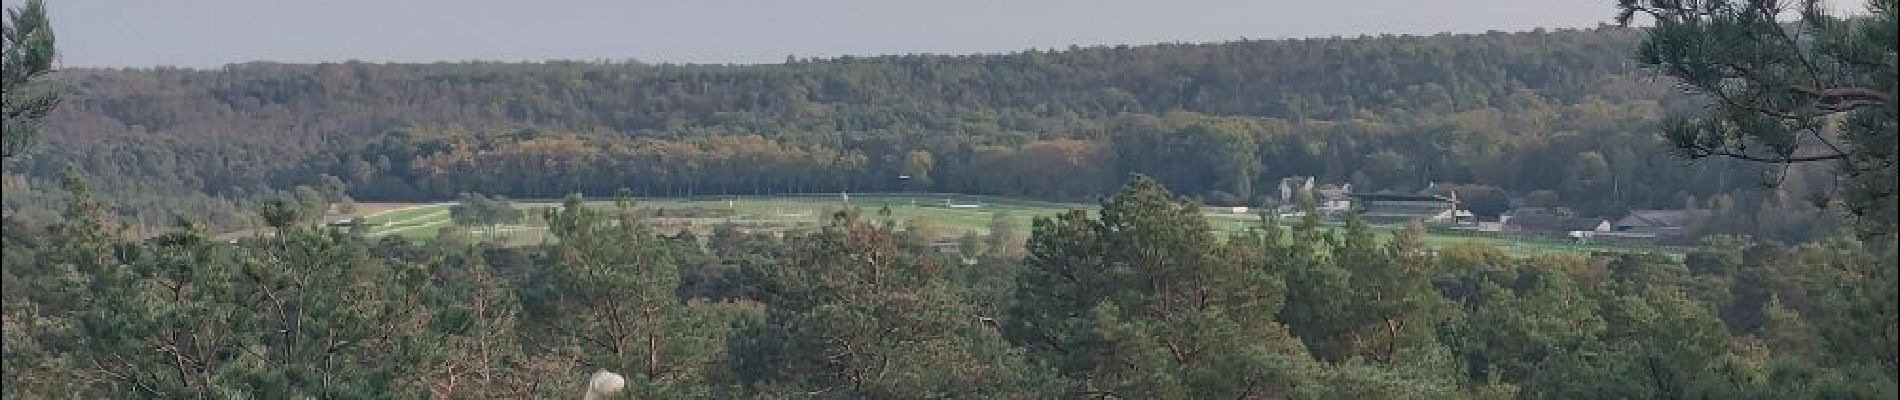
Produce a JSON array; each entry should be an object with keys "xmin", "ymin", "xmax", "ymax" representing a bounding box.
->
[
  {"xmin": 3, "ymin": 0, "xmax": 1895, "ymax": 397},
  {"xmin": 0, "ymin": 26, "xmax": 1842, "ymax": 243},
  {"xmin": 4, "ymin": 177, "xmax": 1894, "ymax": 397}
]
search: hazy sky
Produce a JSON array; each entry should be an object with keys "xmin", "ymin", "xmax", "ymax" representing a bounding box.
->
[{"xmin": 33, "ymin": 0, "xmax": 1847, "ymax": 68}]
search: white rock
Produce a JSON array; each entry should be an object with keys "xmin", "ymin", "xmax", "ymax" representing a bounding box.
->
[{"xmin": 583, "ymin": 370, "xmax": 626, "ymax": 399}]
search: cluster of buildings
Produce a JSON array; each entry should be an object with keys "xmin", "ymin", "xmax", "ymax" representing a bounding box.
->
[{"xmin": 1268, "ymin": 176, "xmax": 1705, "ymax": 245}]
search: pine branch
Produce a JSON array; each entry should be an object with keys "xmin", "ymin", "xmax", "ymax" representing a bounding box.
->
[{"xmin": 1684, "ymin": 143, "xmax": 1849, "ymax": 162}]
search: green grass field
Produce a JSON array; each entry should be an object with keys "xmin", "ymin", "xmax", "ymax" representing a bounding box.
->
[{"xmin": 352, "ymin": 194, "xmax": 1682, "ymax": 257}]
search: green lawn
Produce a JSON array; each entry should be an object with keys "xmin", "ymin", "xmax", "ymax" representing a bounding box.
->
[
  {"xmin": 355, "ymin": 203, "xmax": 455, "ymax": 238},
  {"xmin": 351, "ymin": 194, "xmax": 1681, "ymax": 257}
]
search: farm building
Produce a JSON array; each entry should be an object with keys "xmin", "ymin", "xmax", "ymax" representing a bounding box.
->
[
  {"xmin": 1504, "ymin": 207, "xmax": 1576, "ymax": 218},
  {"xmin": 1614, "ymin": 209, "xmax": 1708, "ymax": 236},
  {"xmin": 1502, "ymin": 212, "xmax": 1611, "ymax": 238},
  {"xmin": 1591, "ymin": 209, "xmax": 1709, "ymax": 244},
  {"xmin": 1350, "ymin": 193, "xmax": 1465, "ymax": 223},
  {"xmin": 1315, "ymin": 184, "xmax": 1352, "ymax": 212},
  {"xmin": 943, "ymin": 199, "xmax": 982, "ymax": 208},
  {"xmin": 1276, "ymin": 176, "xmax": 1352, "ymax": 212},
  {"xmin": 1477, "ymin": 220, "xmax": 1506, "ymax": 232}
]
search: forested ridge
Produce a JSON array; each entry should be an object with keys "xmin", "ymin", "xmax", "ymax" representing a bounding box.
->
[{"xmin": 1, "ymin": 26, "xmax": 1837, "ymax": 241}]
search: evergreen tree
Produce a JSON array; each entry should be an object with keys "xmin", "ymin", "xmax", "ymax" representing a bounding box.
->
[
  {"xmin": 732, "ymin": 208, "xmax": 1057, "ymax": 398},
  {"xmin": 1, "ymin": 0, "xmax": 58, "ymax": 160},
  {"xmin": 521, "ymin": 193, "xmax": 739, "ymax": 397},
  {"xmin": 1007, "ymin": 176, "xmax": 1321, "ymax": 398},
  {"xmin": 48, "ymin": 202, "xmax": 441, "ymax": 397},
  {"xmin": 1617, "ymin": 0, "xmax": 1897, "ymax": 238}
]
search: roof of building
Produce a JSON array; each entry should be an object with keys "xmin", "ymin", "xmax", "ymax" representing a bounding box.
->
[
  {"xmin": 1596, "ymin": 231, "xmax": 1660, "ymax": 238},
  {"xmin": 1314, "ymin": 184, "xmax": 1351, "ymax": 200},
  {"xmin": 1350, "ymin": 193, "xmax": 1454, "ymax": 203},
  {"xmin": 1504, "ymin": 207, "xmax": 1575, "ymax": 218},
  {"xmin": 1506, "ymin": 214, "xmax": 1608, "ymax": 232},
  {"xmin": 1615, "ymin": 209, "xmax": 1708, "ymax": 228}
]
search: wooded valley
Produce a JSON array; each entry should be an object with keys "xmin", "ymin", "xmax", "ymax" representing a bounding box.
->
[{"xmin": 2, "ymin": 0, "xmax": 1894, "ymax": 397}]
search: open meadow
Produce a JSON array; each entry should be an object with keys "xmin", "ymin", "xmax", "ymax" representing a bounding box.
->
[{"xmin": 352, "ymin": 193, "xmax": 1682, "ymax": 257}]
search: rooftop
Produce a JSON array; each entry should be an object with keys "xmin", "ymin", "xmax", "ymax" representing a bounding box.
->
[
  {"xmin": 1507, "ymin": 214, "xmax": 1607, "ymax": 232},
  {"xmin": 1616, "ymin": 209, "xmax": 1709, "ymax": 228},
  {"xmin": 1350, "ymin": 193, "xmax": 1454, "ymax": 202}
]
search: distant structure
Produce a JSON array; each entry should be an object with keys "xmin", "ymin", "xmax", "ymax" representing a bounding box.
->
[
  {"xmin": 1598, "ymin": 209, "xmax": 1710, "ymax": 244},
  {"xmin": 1315, "ymin": 184, "xmax": 1352, "ymax": 212},
  {"xmin": 1613, "ymin": 209, "xmax": 1707, "ymax": 237},
  {"xmin": 1277, "ymin": 176, "xmax": 1351, "ymax": 213},
  {"xmin": 1477, "ymin": 219, "xmax": 1507, "ymax": 232},
  {"xmin": 1502, "ymin": 208, "xmax": 1611, "ymax": 239},
  {"xmin": 324, "ymin": 217, "xmax": 371, "ymax": 229},
  {"xmin": 1350, "ymin": 193, "xmax": 1465, "ymax": 224}
]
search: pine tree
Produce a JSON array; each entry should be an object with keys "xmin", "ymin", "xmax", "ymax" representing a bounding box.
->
[
  {"xmin": 51, "ymin": 217, "xmax": 440, "ymax": 397},
  {"xmin": 1, "ymin": 0, "xmax": 59, "ymax": 160},
  {"xmin": 413, "ymin": 249, "xmax": 542, "ymax": 397},
  {"xmin": 732, "ymin": 208, "xmax": 1057, "ymax": 398},
  {"xmin": 1617, "ymin": 0, "xmax": 1897, "ymax": 238},
  {"xmin": 1007, "ymin": 176, "xmax": 1320, "ymax": 398},
  {"xmin": 522, "ymin": 193, "xmax": 736, "ymax": 397}
]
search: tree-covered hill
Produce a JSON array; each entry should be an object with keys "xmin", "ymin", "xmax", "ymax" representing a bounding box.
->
[{"xmin": 3, "ymin": 26, "xmax": 1834, "ymax": 240}]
